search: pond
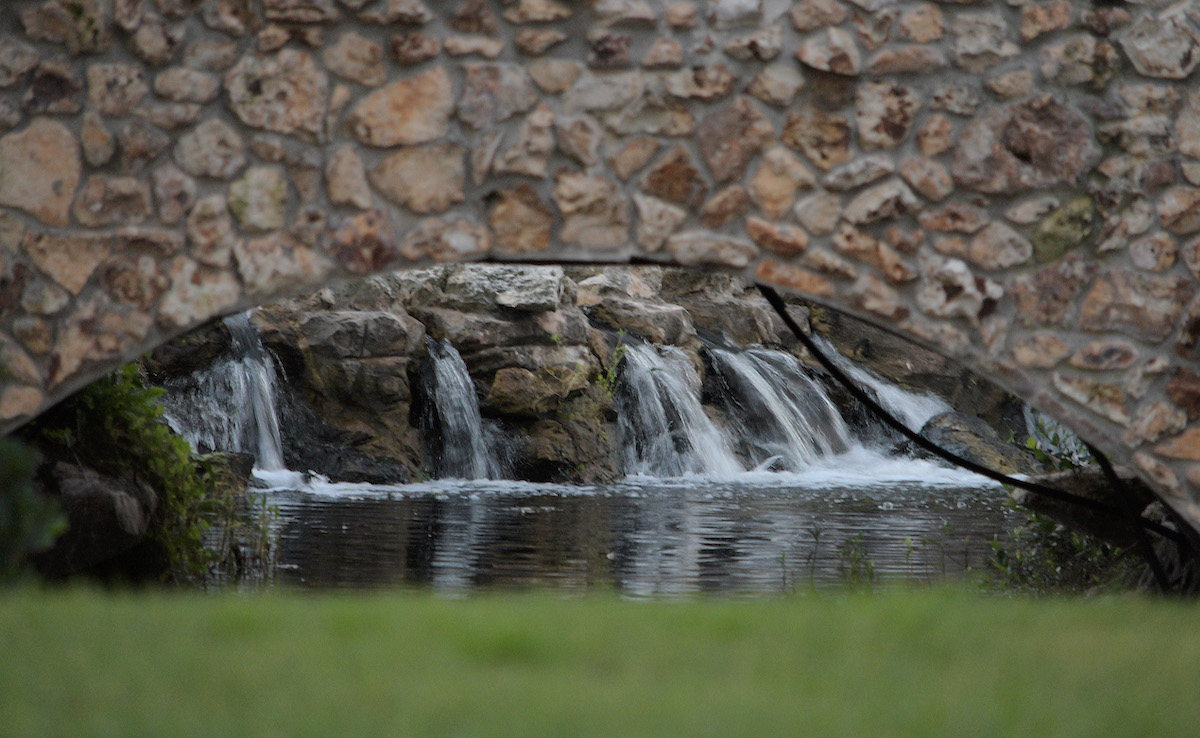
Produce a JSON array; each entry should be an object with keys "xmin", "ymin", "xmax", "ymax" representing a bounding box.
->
[{"xmin": 256, "ymin": 449, "xmax": 1015, "ymax": 596}]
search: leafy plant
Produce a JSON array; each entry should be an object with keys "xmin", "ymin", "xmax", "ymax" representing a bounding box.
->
[
  {"xmin": 0, "ymin": 437, "xmax": 66, "ymax": 582},
  {"xmin": 837, "ymin": 532, "xmax": 876, "ymax": 587}
]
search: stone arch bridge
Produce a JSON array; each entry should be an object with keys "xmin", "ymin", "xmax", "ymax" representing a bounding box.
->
[{"xmin": 2, "ymin": 0, "xmax": 1200, "ymax": 531}]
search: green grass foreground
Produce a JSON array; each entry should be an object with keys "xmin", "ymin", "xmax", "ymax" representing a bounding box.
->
[{"xmin": 1, "ymin": 590, "xmax": 1197, "ymax": 736}]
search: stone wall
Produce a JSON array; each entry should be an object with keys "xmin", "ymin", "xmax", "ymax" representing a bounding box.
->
[{"xmin": 2, "ymin": 0, "xmax": 1200, "ymax": 529}]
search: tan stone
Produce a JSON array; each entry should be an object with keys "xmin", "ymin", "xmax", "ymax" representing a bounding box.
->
[
  {"xmin": 633, "ymin": 194, "xmax": 686, "ymax": 252},
  {"xmin": 663, "ymin": 65, "xmax": 737, "ymax": 101},
  {"xmin": 1157, "ymin": 187, "xmax": 1200, "ymax": 235},
  {"xmin": 444, "ymin": 36, "xmax": 505, "ymax": 59},
  {"xmin": 797, "ymin": 28, "xmax": 861, "ymax": 75},
  {"xmin": 224, "ymin": 49, "xmax": 327, "ymax": 142},
  {"xmin": 0, "ymin": 119, "xmax": 80, "ymax": 227},
  {"xmin": 954, "ymin": 12, "xmax": 1020, "ymax": 73},
  {"xmin": 72, "ymin": 176, "xmax": 152, "ymax": 228},
  {"xmin": 747, "ymin": 64, "xmax": 805, "ymax": 108},
  {"xmin": 1053, "ymin": 372, "xmax": 1131, "ymax": 426},
  {"xmin": 138, "ymin": 102, "xmax": 202, "ymax": 130},
  {"xmin": 492, "ymin": 104, "xmax": 556, "ymax": 178},
  {"xmin": 154, "ymin": 67, "xmax": 218, "ymax": 103},
  {"xmin": 502, "ymin": 0, "xmax": 572, "ymax": 23},
  {"xmin": 782, "ymin": 109, "xmax": 850, "ymax": 170},
  {"xmin": 490, "ymin": 184, "xmax": 554, "ymax": 256},
  {"xmin": 866, "ymin": 47, "xmax": 945, "ymax": 75},
  {"xmin": 746, "ymin": 217, "xmax": 809, "ymax": 257},
  {"xmin": 610, "ymin": 137, "xmax": 660, "ymax": 180},
  {"xmin": 1079, "ymin": 269, "xmax": 1195, "ymax": 343},
  {"xmin": 842, "ymin": 179, "xmax": 920, "ymax": 225},
  {"xmin": 919, "ymin": 203, "xmax": 990, "ymax": 234},
  {"xmin": 850, "ymin": 273, "xmax": 908, "ymax": 321},
  {"xmin": 756, "ymin": 258, "xmax": 833, "ymax": 298},
  {"xmin": 326, "ymin": 145, "xmax": 372, "ymax": 210},
  {"xmin": 916, "ymin": 114, "xmax": 953, "ymax": 158},
  {"xmin": 1130, "ymin": 232, "xmax": 1177, "ymax": 272},
  {"xmin": 1012, "ymin": 333, "xmax": 1071, "ymax": 369},
  {"xmin": 459, "ymin": 61, "xmax": 538, "ymax": 126},
  {"xmin": 725, "ymin": 27, "xmax": 782, "ymax": 62},
  {"xmin": 916, "ymin": 254, "xmax": 1002, "ymax": 325},
  {"xmin": 898, "ymin": 3, "xmax": 943, "ymax": 43},
  {"xmin": 0, "ymin": 385, "xmax": 43, "ymax": 422},
  {"xmin": 399, "ymin": 218, "xmax": 491, "ymax": 263},
  {"xmin": 1010, "ymin": 254, "xmax": 1096, "ymax": 327},
  {"xmin": 823, "ymin": 156, "xmax": 894, "ymax": 191},
  {"xmin": 234, "ymin": 232, "xmax": 332, "ymax": 296},
  {"xmin": 968, "ymin": 222, "xmax": 1033, "ymax": 270},
  {"xmin": 362, "ymin": 0, "xmax": 434, "ymax": 25},
  {"xmin": 1067, "ymin": 339, "xmax": 1138, "ymax": 372},
  {"xmin": 528, "ymin": 59, "xmax": 580, "ymax": 94},
  {"xmin": 790, "ymin": 0, "xmax": 846, "ymax": 32},
  {"xmin": 987, "ymin": 69, "xmax": 1034, "ymax": 100},
  {"xmin": 1006, "ymin": 197, "xmax": 1059, "ymax": 225},
  {"xmin": 346, "ymin": 66, "xmax": 453, "ymax": 147},
  {"xmin": 643, "ymin": 38, "xmax": 684, "ymax": 69},
  {"xmin": 229, "ymin": 167, "xmax": 288, "ymax": 233},
  {"xmin": 186, "ymin": 195, "xmax": 239, "ymax": 267},
  {"xmin": 1125, "ymin": 401, "xmax": 1188, "ymax": 446},
  {"xmin": 665, "ymin": 231, "xmax": 757, "ymax": 268},
  {"xmin": 86, "ymin": 63, "xmax": 148, "ymax": 115},
  {"xmin": 23, "ymin": 233, "xmax": 111, "ymax": 295},
  {"xmin": 665, "ymin": 3, "xmax": 697, "ymax": 28},
  {"xmin": 515, "ymin": 29, "xmax": 567, "ymax": 56},
  {"xmin": 803, "ymin": 248, "xmax": 857, "ymax": 280},
  {"xmin": 370, "ymin": 142, "xmax": 465, "ymax": 215},
  {"xmin": 388, "ymin": 32, "xmax": 441, "ymax": 66},
  {"xmin": 324, "ymin": 209, "xmax": 397, "ymax": 274},
  {"xmin": 793, "ymin": 192, "xmax": 842, "ymax": 236},
  {"xmin": 898, "ymin": 157, "xmax": 952, "ymax": 202},
  {"xmin": 324, "ymin": 31, "xmax": 386, "ymax": 86},
  {"xmin": 151, "ymin": 162, "xmax": 196, "ymax": 225},
  {"xmin": 98, "ymin": 254, "xmax": 167, "ymax": 310},
  {"xmin": 50, "ymin": 296, "xmax": 154, "ymax": 388},
  {"xmin": 749, "ymin": 146, "xmax": 815, "ymax": 220},
  {"xmin": 1021, "ymin": 1, "xmax": 1072, "ymax": 42},
  {"xmin": 21, "ymin": 0, "xmax": 114, "ymax": 56},
  {"xmin": 174, "ymin": 118, "xmax": 245, "ymax": 179},
  {"xmin": 554, "ymin": 171, "xmax": 630, "ymax": 250}
]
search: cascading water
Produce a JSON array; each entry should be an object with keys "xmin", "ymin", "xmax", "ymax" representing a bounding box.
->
[
  {"xmin": 812, "ymin": 335, "xmax": 950, "ymax": 432},
  {"xmin": 424, "ymin": 336, "xmax": 504, "ymax": 480},
  {"xmin": 707, "ymin": 347, "xmax": 851, "ymax": 471},
  {"xmin": 160, "ymin": 312, "xmax": 286, "ymax": 471},
  {"xmin": 616, "ymin": 343, "xmax": 745, "ymax": 477}
]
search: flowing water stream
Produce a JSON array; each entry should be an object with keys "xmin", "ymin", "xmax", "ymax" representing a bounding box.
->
[{"xmin": 165, "ymin": 325, "xmax": 1013, "ymax": 594}]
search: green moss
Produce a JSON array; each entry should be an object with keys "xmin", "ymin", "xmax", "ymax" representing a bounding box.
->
[{"xmin": 1031, "ymin": 197, "xmax": 1097, "ymax": 263}]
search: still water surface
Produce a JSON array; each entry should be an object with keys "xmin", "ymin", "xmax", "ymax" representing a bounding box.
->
[{"xmin": 259, "ymin": 449, "xmax": 1016, "ymax": 596}]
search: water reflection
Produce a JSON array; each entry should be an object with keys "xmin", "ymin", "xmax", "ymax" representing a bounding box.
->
[{"xmin": 270, "ymin": 475, "xmax": 1016, "ymax": 595}]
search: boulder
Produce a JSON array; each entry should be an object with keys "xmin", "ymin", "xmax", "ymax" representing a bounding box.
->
[
  {"xmin": 918, "ymin": 411, "xmax": 1041, "ymax": 476},
  {"xmin": 577, "ymin": 268, "xmax": 698, "ymax": 346}
]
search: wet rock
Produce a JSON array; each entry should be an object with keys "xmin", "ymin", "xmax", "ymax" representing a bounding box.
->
[
  {"xmin": 920, "ymin": 412, "xmax": 1039, "ymax": 475},
  {"xmin": 951, "ymin": 96, "xmax": 1101, "ymax": 195},
  {"xmin": 347, "ymin": 66, "xmax": 453, "ymax": 146},
  {"xmin": 1078, "ymin": 269, "xmax": 1195, "ymax": 343},
  {"xmin": 0, "ymin": 118, "xmax": 80, "ymax": 228},
  {"xmin": 370, "ymin": 142, "xmax": 465, "ymax": 215},
  {"xmin": 229, "ymin": 167, "xmax": 287, "ymax": 233},
  {"xmin": 554, "ymin": 171, "xmax": 629, "ymax": 250},
  {"xmin": 577, "ymin": 269, "xmax": 696, "ymax": 346},
  {"xmin": 224, "ymin": 49, "xmax": 328, "ymax": 143},
  {"xmin": 782, "ymin": 108, "xmax": 851, "ymax": 170},
  {"xmin": 489, "ymin": 184, "xmax": 554, "ymax": 256}
]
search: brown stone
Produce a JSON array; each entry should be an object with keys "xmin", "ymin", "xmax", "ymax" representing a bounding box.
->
[
  {"xmin": 100, "ymin": 255, "xmax": 168, "ymax": 310},
  {"xmin": 527, "ymin": 59, "xmax": 580, "ymax": 94},
  {"xmin": 823, "ymin": 156, "xmax": 893, "ymax": 191},
  {"xmin": 642, "ymin": 38, "xmax": 684, "ymax": 69},
  {"xmin": 151, "ymin": 163, "xmax": 196, "ymax": 225},
  {"xmin": 855, "ymin": 82, "xmax": 919, "ymax": 150},
  {"xmin": 228, "ymin": 166, "xmax": 287, "ymax": 233},
  {"xmin": 23, "ymin": 61, "xmax": 83, "ymax": 115},
  {"xmin": 502, "ymin": 0, "xmax": 572, "ymax": 23},
  {"xmin": 72, "ymin": 176, "xmax": 152, "ymax": 228},
  {"xmin": 916, "ymin": 114, "xmax": 953, "ymax": 158},
  {"xmin": 449, "ymin": 0, "xmax": 499, "ymax": 35},
  {"xmin": 224, "ymin": 49, "xmax": 327, "ymax": 142},
  {"xmin": 0, "ymin": 118, "xmax": 80, "ymax": 227},
  {"xmin": 370, "ymin": 142, "xmax": 465, "ymax": 215},
  {"xmin": 746, "ymin": 217, "xmax": 809, "ymax": 257},
  {"xmin": 457, "ymin": 63, "xmax": 538, "ymax": 130},
  {"xmin": 850, "ymin": 274, "xmax": 907, "ymax": 321},
  {"xmin": 665, "ymin": 231, "xmax": 758, "ymax": 269},
  {"xmin": 915, "ymin": 254, "xmax": 1002, "ymax": 325},
  {"xmin": 1167, "ymin": 368, "xmax": 1200, "ymax": 421},
  {"xmin": 756, "ymin": 258, "xmax": 833, "ymax": 298},
  {"xmin": 793, "ymin": 192, "xmax": 842, "ymax": 236},
  {"xmin": 1154, "ymin": 429, "xmax": 1200, "ymax": 461},
  {"xmin": 1009, "ymin": 253, "xmax": 1096, "ymax": 327},
  {"xmin": 842, "ymin": 180, "xmax": 920, "ymax": 226},
  {"xmin": 834, "ymin": 225, "xmax": 915, "ymax": 283},
  {"xmin": 49, "ymin": 296, "xmax": 154, "ymax": 389},
  {"xmin": 1157, "ymin": 187, "xmax": 1200, "ymax": 235},
  {"xmin": 399, "ymin": 218, "xmax": 491, "ymax": 263},
  {"xmin": 326, "ymin": 145, "xmax": 372, "ymax": 210},
  {"xmin": 1012, "ymin": 333, "xmax": 1071, "ymax": 369},
  {"xmin": 783, "ymin": 109, "xmax": 851, "ymax": 171},
  {"xmin": 1067, "ymin": 339, "xmax": 1138, "ymax": 372},
  {"xmin": 791, "ymin": 0, "xmax": 846, "ymax": 32},
  {"xmin": 797, "ymin": 28, "xmax": 861, "ymax": 75},
  {"xmin": 988, "ymin": 69, "xmax": 1034, "ymax": 100},
  {"xmin": 641, "ymin": 145, "xmax": 708, "ymax": 211},
  {"xmin": 158, "ymin": 257, "xmax": 242, "ymax": 329},
  {"xmin": 489, "ymin": 185, "xmax": 553, "ymax": 255},
  {"xmin": 23, "ymin": 233, "xmax": 111, "ymax": 295},
  {"xmin": 899, "ymin": 3, "xmax": 943, "ymax": 43},
  {"xmin": 117, "ymin": 119, "xmax": 169, "ymax": 173},
  {"xmin": 361, "ymin": 0, "xmax": 434, "ymax": 25},
  {"xmin": 866, "ymin": 47, "xmax": 945, "ymax": 75},
  {"xmin": 663, "ymin": 65, "xmax": 737, "ymax": 102},
  {"xmin": 587, "ymin": 30, "xmax": 632, "ymax": 69},
  {"xmin": 1079, "ymin": 269, "xmax": 1195, "ymax": 343},
  {"xmin": 749, "ymin": 146, "xmax": 814, "ymax": 219},
  {"xmin": 324, "ymin": 209, "xmax": 397, "ymax": 275},
  {"xmin": 1021, "ymin": 1, "xmax": 1072, "ymax": 42},
  {"xmin": 1125, "ymin": 401, "xmax": 1187, "ymax": 446},
  {"xmin": 951, "ymin": 96, "xmax": 1101, "ymax": 195},
  {"xmin": 899, "ymin": 157, "xmax": 952, "ymax": 202},
  {"xmin": 699, "ymin": 185, "xmax": 749, "ymax": 229},
  {"xmin": 21, "ymin": 0, "xmax": 114, "ymax": 56},
  {"xmin": 389, "ymin": 32, "xmax": 441, "ymax": 65},
  {"xmin": 554, "ymin": 171, "xmax": 630, "ymax": 250}
]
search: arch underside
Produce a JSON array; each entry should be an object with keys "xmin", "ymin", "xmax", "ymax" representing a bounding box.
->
[{"xmin": 1, "ymin": 0, "xmax": 1200, "ymax": 531}]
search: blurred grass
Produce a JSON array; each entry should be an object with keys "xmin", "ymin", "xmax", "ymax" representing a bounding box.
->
[{"xmin": 0, "ymin": 589, "xmax": 1197, "ymax": 736}]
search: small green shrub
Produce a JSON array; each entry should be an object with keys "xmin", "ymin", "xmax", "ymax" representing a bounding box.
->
[{"xmin": 0, "ymin": 437, "xmax": 66, "ymax": 582}]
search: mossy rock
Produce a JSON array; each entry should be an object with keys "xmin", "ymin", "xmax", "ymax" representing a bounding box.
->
[{"xmin": 1031, "ymin": 197, "xmax": 1096, "ymax": 263}]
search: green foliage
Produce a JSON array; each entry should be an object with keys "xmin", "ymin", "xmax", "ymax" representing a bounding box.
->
[
  {"xmin": 837, "ymin": 532, "xmax": 876, "ymax": 588},
  {"xmin": 0, "ymin": 438, "xmax": 66, "ymax": 582},
  {"xmin": 23, "ymin": 363, "xmax": 266, "ymax": 584},
  {"xmin": 987, "ymin": 505, "xmax": 1139, "ymax": 595}
]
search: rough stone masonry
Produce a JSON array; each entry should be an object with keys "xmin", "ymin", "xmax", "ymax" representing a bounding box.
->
[{"xmin": 3, "ymin": 0, "xmax": 1200, "ymax": 530}]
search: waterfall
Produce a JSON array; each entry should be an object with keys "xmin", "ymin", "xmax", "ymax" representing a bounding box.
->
[
  {"xmin": 616, "ymin": 343, "xmax": 745, "ymax": 477},
  {"xmin": 424, "ymin": 337, "xmax": 503, "ymax": 480},
  {"xmin": 812, "ymin": 336, "xmax": 950, "ymax": 432},
  {"xmin": 160, "ymin": 312, "xmax": 286, "ymax": 471},
  {"xmin": 707, "ymin": 347, "xmax": 851, "ymax": 471}
]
